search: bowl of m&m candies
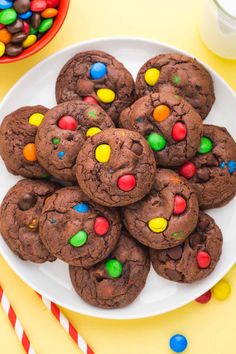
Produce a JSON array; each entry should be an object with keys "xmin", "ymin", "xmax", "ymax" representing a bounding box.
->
[{"xmin": 0, "ymin": 0, "xmax": 70, "ymax": 63}]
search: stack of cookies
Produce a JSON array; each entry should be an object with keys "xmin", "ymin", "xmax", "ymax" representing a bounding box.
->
[{"xmin": 1, "ymin": 50, "xmax": 235, "ymax": 309}]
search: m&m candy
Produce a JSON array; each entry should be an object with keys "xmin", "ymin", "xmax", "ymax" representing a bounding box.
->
[
  {"xmin": 52, "ymin": 137, "xmax": 60, "ymax": 145},
  {"xmin": 58, "ymin": 151, "xmax": 64, "ymax": 160},
  {"xmin": 196, "ymin": 251, "xmax": 211, "ymax": 268},
  {"xmin": 0, "ymin": 28, "xmax": 12, "ymax": 44},
  {"xmin": 58, "ymin": 116, "xmax": 78, "ymax": 131},
  {"xmin": 28, "ymin": 112, "xmax": 44, "ymax": 126},
  {"xmin": 28, "ymin": 218, "xmax": 38, "ymax": 229},
  {"xmin": 0, "ymin": 41, "xmax": 5, "ymax": 56},
  {"xmin": 105, "ymin": 259, "xmax": 122, "ymax": 278},
  {"xmin": 169, "ymin": 334, "xmax": 188, "ymax": 353},
  {"xmin": 172, "ymin": 122, "xmax": 187, "ymax": 141},
  {"xmin": 212, "ymin": 279, "xmax": 231, "ymax": 300},
  {"xmin": 94, "ymin": 216, "xmax": 109, "ymax": 236},
  {"xmin": 179, "ymin": 161, "xmax": 196, "ymax": 179},
  {"xmin": 95, "ymin": 144, "xmax": 111, "ymax": 163},
  {"xmin": 30, "ymin": 0, "xmax": 47, "ymax": 12},
  {"xmin": 83, "ymin": 96, "xmax": 98, "ymax": 105},
  {"xmin": 97, "ymin": 88, "xmax": 115, "ymax": 103},
  {"xmin": 199, "ymin": 136, "xmax": 213, "ymax": 154},
  {"xmin": 86, "ymin": 127, "xmax": 102, "ymax": 137},
  {"xmin": 195, "ymin": 289, "xmax": 212, "ymax": 304},
  {"xmin": 73, "ymin": 202, "xmax": 89, "ymax": 213},
  {"xmin": 144, "ymin": 68, "xmax": 160, "ymax": 86},
  {"xmin": 173, "ymin": 195, "xmax": 186, "ymax": 215},
  {"xmin": 148, "ymin": 217, "xmax": 168, "ymax": 233},
  {"xmin": 153, "ymin": 105, "xmax": 170, "ymax": 122},
  {"xmin": 172, "ymin": 74, "xmax": 181, "ymax": 86},
  {"xmin": 38, "ymin": 18, "xmax": 53, "ymax": 33},
  {"xmin": 22, "ymin": 33, "xmax": 36, "ymax": 48},
  {"xmin": 69, "ymin": 230, "xmax": 88, "ymax": 247},
  {"xmin": 0, "ymin": 9, "xmax": 17, "ymax": 25},
  {"xmin": 19, "ymin": 10, "xmax": 33, "ymax": 20},
  {"xmin": 90, "ymin": 62, "xmax": 107, "ymax": 80},
  {"xmin": 18, "ymin": 193, "xmax": 37, "ymax": 210},
  {"xmin": 147, "ymin": 132, "xmax": 166, "ymax": 151},
  {"xmin": 0, "ymin": 0, "xmax": 13, "ymax": 10},
  {"xmin": 117, "ymin": 174, "xmax": 136, "ymax": 192},
  {"xmin": 41, "ymin": 8, "xmax": 58, "ymax": 18},
  {"xmin": 23, "ymin": 143, "xmax": 37, "ymax": 161}
]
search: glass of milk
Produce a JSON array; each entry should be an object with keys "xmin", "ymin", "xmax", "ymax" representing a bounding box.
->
[{"xmin": 200, "ymin": 0, "xmax": 236, "ymax": 59}]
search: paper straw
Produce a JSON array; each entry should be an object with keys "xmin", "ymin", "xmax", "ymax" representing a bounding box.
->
[
  {"xmin": 0, "ymin": 285, "xmax": 36, "ymax": 354},
  {"xmin": 36, "ymin": 293, "xmax": 94, "ymax": 354}
]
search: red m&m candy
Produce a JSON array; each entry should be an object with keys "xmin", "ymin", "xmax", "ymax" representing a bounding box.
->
[
  {"xmin": 196, "ymin": 251, "xmax": 211, "ymax": 268},
  {"xmin": 94, "ymin": 216, "xmax": 109, "ymax": 236},
  {"xmin": 118, "ymin": 174, "xmax": 136, "ymax": 192},
  {"xmin": 179, "ymin": 161, "xmax": 196, "ymax": 179},
  {"xmin": 172, "ymin": 122, "xmax": 187, "ymax": 141},
  {"xmin": 83, "ymin": 96, "xmax": 98, "ymax": 105},
  {"xmin": 23, "ymin": 21, "xmax": 30, "ymax": 34},
  {"xmin": 31, "ymin": 0, "xmax": 47, "ymax": 12},
  {"xmin": 173, "ymin": 195, "xmax": 186, "ymax": 215},
  {"xmin": 58, "ymin": 116, "xmax": 78, "ymax": 131},
  {"xmin": 195, "ymin": 290, "xmax": 212, "ymax": 304},
  {"xmin": 46, "ymin": 0, "xmax": 59, "ymax": 7}
]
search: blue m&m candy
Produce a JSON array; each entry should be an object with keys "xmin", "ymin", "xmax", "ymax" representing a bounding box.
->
[
  {"xmin": 58, "ymin": 151, "xmax": 65, "ymax": 160},
  {"xmin": 0, "ymin": 0, "xmax": 13, "ymax": 10},
  {"xmin": 73, "ymin": 202, "xmax": 89, "ymax": 213},
  {"xmin": 169, "ymin": 334, "xmax": 188, "ymax": 353},
  {"xmin": 19, "ymin": 10, "xmax": 32, "ymax": 20},
  {"xmin": 90, "ymin": 62, "xmax": 107, "ymax": 80}
]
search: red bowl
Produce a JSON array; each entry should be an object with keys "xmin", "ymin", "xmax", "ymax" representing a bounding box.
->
[{"xmin": 0, "ymin": 0, "xmax": 70, "ymax": 64}]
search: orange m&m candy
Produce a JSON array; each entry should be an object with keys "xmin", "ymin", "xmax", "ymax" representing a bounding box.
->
[
  {"xmin": 0, "ymin": 28, "xmax": 12, "ymax": 44},
  {"xmin": 41, "ymin": 8, "xmax": 58, "ymax": 18},
  {"xmin": 23, "ymin": 143, "xmax": 37, "ymax": 162},
  {"xmin": 153, "ymin": 105, "xmax": 170, "ymax": 122}
]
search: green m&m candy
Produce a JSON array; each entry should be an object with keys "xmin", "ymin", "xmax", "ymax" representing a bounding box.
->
[
  {"xmin": 199, "ymin": 136, "xmax": 213, "ymax": 154},
  {"xmin": 38, "ymin": 18, "xmax": 54, "ymax": 33},
  {"xmin": 147, "ymin": 132, "xmax": 166, "ymax": 151},
  {"xmin": 69, "ymin": 230, "xmax": 87, "ymax": 247},
  {"xmin": 0, "ymin": 9, "xmax": 17, "ymax": 25},
  {"xmin": 105, "ymin": 259, "xmax": 123, "ymax": 278},
  {"xmin": 52, "ymin": 137, "xmax": 60, "ymax": 145}
]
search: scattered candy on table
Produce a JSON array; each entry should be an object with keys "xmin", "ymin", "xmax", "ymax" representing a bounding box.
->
[
  {"xmin": 195, "ymin": 289, "xmax": 212, "ymax": 304},
  {"xmin": 212, "ymin": 279, "xmax": 231, "ymax": 300},
  {"xmin": 169, "ymin": 334, "xmax": 188, "ymax": 353},
  {"xmin": 0, "ymin": 0, "xmax": 60, "ymax": 58}
]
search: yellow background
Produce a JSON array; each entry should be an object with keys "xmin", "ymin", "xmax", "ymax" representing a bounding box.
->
[{"xmin": 1, "ymin": 0, "xmax": 236, "ymax": 353}]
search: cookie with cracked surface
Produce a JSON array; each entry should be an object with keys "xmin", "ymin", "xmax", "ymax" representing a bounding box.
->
[
  {"xmin": 69, "ymin": 230, "xmax": 150, "ymax": 308},
  {"xmin": 35, "ymin": 100, "xmax": 115, "ymax": 182},
  {"xmin": 150, "ymin": 212, "xmax": 222, "ymax": 283},
  {"xmin": 76, "ymin": 128, "xmax": 156, "ymax": 207},
  {"xmin": 0, "ymin": 105, "xmax": 49, "ymax": 178},
  {"xmin": 120, "ymin": 92, "xmax": 203, "ymax": 167},
  {"xmin": 178, "ymin": 124, "xmax": 236, "ymax": 209},
  {"xmin": 135, "ymin": 53, "xmax": 215, "ymax": 119},
  {"xmin": 0, "ymin": 179, "xmax": 58, "ymax": 263},
  {"xmin": 39, "ymin": 186, "xmax": 121, "ymax": 267},
  {"xmin": 55, "ymin": 50, "xmax": 135, "ymax": 124},
  {"xmin": 123, "ymin": 169, "xmax": 199, "ymax": 249}
]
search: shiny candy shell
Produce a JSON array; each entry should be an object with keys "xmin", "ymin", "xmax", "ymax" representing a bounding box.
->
[
  {"xmin": 38, "ymin": 18, "xmax": 53, "ymax": 33},
  {"xmin": 195, "ymin": 290, "xmax": 212, "ymax": 304},
  {"xmin": 41, "ymin": 7, "xmax": 58, "ymax": 18},
  {"xmin": 94, "ymin": 216, "xmax": 109, "ymax": 236},
  {"xmin": 105, "ymin": 259, "xmax": 122, "ymax": 278},
  {"xmin": 0, "ymin": 41, "xmax": 5, "ymax": 56},
  {"xmin": 212, "ymin": 279, "xmax": 231, "ymax": 300},
  {"xmin": 19, "ymin": 10, "xmax": 32, "ymax": 20},
  {"xmin": 0, "ymin": 8, "xmax": 17, "ymax": 25},
  {"xmin": 22, "ymin": 34, "xmax": 37, "ymax": 48},
  {"xmin": 0, "ymin": 28, "xmax": 12, "ymax": 43},
  {"xmin": 73, "ymin": 202, "xmax": 89, "ymax": 213},
  {"xmin": 23, "ymin": 143, "xmax": 37, "ymax": 161},
  {"xmin": 153, "ymin": 104, "xmax": 170, "ymax": 122},
  {"xmin": 169, "ymin": 334, "xmax": 188, "ymax": 353},
  {"xmin": 95, "ymin": 144, "xmax": 111, "ymax": 163},
  {"xmin": 30, "ymin": 0, "xmax": 47, "ymax": 12},
  {"xmin": 179, "ymin": 161, "xmax": 196, "ymax": 179},
  {"xmin": 97, "ymin": 88, "xmax": 115, "ymax": 103},
  {"xmin": 0, "ymin": 0, "xmax": 13, "ymax": 10},
  {"xmin": 58, "ymin": 116, "xmax": 78, "ymax": 130},
  {"xmin": 196, "ymin": 251, "xmax": 211, "ymax": 268},
  {"xmin": 147, "ymin": 132, "xmax": 166, "ymax": 151},
  {"xmin": 144, "ymin": 68, "xmax": 160, "ymax": 86},
  {"xmin": 90, "ymin": 62, "xmax": 107, "ymax": 80},
  {"xmin": 172, "ymin": 122, "xmax": 187, "ymax": 141},
  {"xmin": 69, "ymin": 230, "xmax": 88, "ymax": 247},
  {"xmin": 117, "ymin": 174, "xmax": 136, "ymax": 192},
  {"xmin": 46, "ymin": 0, "xmax": 59, "ymax": 6},
  {"xmin": 148, "ymin": 217, "xmax": 168, "ymax": 233},
  {"xmin": 173, "ymin": 195, "xmax": 186, "ymax": 215},
  {"xmin": 83, "ymin": 96, "xmax": 98, "ymax": 105},
  {"xmin": 199, "ymin": 136, "xmax": 213, "ymax": 154},
  {"xmin": 28, "ymin": 112, "xmax": 44, "ymax": 126},
  {"xmin": 86, "ymin": 127, "xmax": 102, "ymax": 137}
]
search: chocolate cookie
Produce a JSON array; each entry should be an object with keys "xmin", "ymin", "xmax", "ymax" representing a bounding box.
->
[
  {"xmin": 150, "ymin": 212, "xmax": 223, "ymax": 283},
  {"xmin": 39, "ymin": 186, "xmax": 121, "ymax": 267},
  {"xmin": 135, "ymin": 53, "xmax": 215, "ymax": 119},
  {"xmin": 35, "ymin": 100, "xmax": 114, "ymax": 182},
  {"xmin": 0, "ymin": 106, "xmax": 48, "ymax": 178},
  {"xmin": 0, "ymin": 179, "xmax": 58, "ymax": 263},
  {"xmin": 123, "ymin": 169, "xmax": 199, "ymax": 249},
  {"xmin": 69, "ymin": 230, "xmax": 150, "ymax": 308},
  {"xmin": 76, "ymin": 128, "xmax": 156, "ymax": 207},
  {"xmin": 55, "ymin": 50, "xmax": 135, "ymax": 124},
  {"xmin": 178, "ymin": 125, "xmax": 236, "ymax": 209},
  {"xmin": 120, "ymin": 92, "xmax": 203, "ymax": 167}
]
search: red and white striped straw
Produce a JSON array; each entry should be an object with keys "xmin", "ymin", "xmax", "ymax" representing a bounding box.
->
[
  {"xmin": 0, "ymin": 285, "xmax": 36, "ymax": 354},
  {"xmin": 36, "ymin": 293, "xmax": 94, "ymax": 354}
]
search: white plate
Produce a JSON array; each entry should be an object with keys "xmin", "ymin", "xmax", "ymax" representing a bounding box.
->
[{"xmin": 1, "ymin": 37, "xmax": 236, "ymax": 320}]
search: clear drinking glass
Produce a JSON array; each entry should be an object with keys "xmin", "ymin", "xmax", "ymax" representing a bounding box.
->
[{"xmin": 199, "ymin": 0, "xmax": 236, "ymax": 59}]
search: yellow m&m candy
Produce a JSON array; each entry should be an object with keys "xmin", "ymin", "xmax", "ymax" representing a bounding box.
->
[
  {"xmin": 148, "ymin": 217, "xmax": 168, "ymax": 233},
  {"xmin": 144, "ymin": 68, "xmax": 160, "ymax": 86},
  {"xmin": 29, "ymin": 113, "xmax": 44, "ymax": 127},
  {"xmin": 95, "ymin": 144, "xmax": 111, "ymax": 163},
  {"xmin": 86, "ymin": 127, "xmax": 102, "ymax": 137},
  {"xmin": 212, "ymin": 279, "xmax": 231, "ymax": 300},
  {"xmin": 22, "ymin": 35, "xmax": 37, "ymax": 49},
  {"xmin": 97, "ymin": 88, "xmax": 115, "ymax": 103},
  {"xmin": 0, "ymin": 41, "xmax": 5, "ymax": 57}
]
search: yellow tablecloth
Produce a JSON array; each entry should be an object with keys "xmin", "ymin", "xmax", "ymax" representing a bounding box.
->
[{"xmin": 1, "ymin": 0, "xmax": 236, "ymax": 353}]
